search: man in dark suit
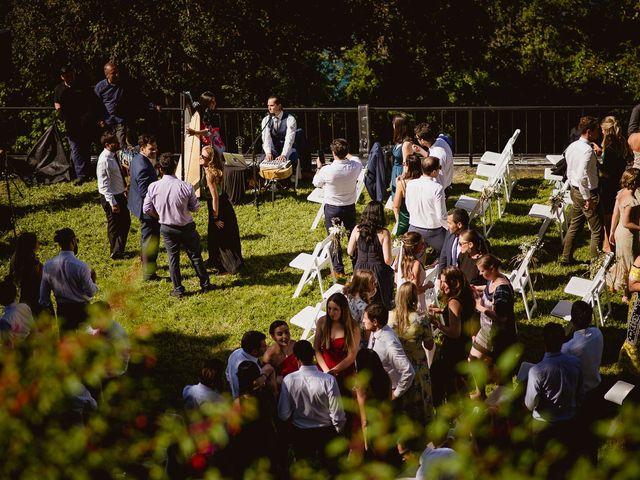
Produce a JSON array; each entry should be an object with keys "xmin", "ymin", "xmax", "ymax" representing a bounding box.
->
[
  {"xmin": 128, "ymin": 134, "xmax": 160, "ymax": 280},
  {"xmin": 438, "ymin": 208, "xmax": 469, "ymax": 274}
]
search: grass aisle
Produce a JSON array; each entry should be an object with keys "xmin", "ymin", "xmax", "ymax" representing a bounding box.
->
[{"xmin": 0, "ymin": 167, "xmax": 628, "ymax": 407}]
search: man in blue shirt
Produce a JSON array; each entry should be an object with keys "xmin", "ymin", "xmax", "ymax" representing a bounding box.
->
[
  {"xmin": 525, "ymin": 322, "xmax": 582, "ymax": 478},
  {"xmin": 94, "ymin": 62, "xmax": 161, "ymax": 149}
]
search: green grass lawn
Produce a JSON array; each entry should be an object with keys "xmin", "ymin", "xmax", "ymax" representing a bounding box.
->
[{"xmin": 0, "ymin": 167, "xmax": 629, "ymax": 408}]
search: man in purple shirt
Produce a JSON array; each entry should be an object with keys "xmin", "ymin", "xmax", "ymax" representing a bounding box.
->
[{"xmin": 143, "ymin": 153, "xmax": 212, "ymax": 298}]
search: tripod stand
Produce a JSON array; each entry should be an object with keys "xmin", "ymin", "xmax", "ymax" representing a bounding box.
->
[
  {"xmin": 245, "ymin": 113, "xmax": 274, "ymax": 213},
  {"xmin": 0, "ymin": 149, "xmax": 24, "ymax": 239}
]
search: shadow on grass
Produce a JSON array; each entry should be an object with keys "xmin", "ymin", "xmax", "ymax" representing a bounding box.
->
[
  {"xmin": 145, "ymin": 331, "xmax": 233, "ymax": 408},
  {"xmin": 13, "ymin": 188, "xmax": 101, "ymax": 217}
]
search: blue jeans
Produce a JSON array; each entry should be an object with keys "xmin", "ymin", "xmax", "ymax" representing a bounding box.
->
[
  {"xmin": 67, "ymin": 133, "xmax": 91, "ymax": 180},
  {"xmin": 160, "ymin": 222, "xmax": 210, "ymax": 292}
]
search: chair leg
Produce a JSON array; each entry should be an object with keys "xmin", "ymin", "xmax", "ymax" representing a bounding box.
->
[
  {"xmin": 311, "ymin": 205, "xmax": 324, "ymax": 230},
  {"xmin": 521, "ymin": 288, "xmax": 531, "ymax": 321},
  {"xmin": 293, "ymin": 269, "xmax": 312, "ymax": 298}
]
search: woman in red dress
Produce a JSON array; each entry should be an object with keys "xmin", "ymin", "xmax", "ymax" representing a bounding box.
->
[
  {"xmin": 313, "ymin": 292, "xmax": 360, "ymax": 393},
  {"xmin": 263, "ymin": 320, "xmax": 298, "ymax": 386}
]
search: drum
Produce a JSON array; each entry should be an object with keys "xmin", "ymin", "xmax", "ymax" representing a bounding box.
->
[{"xmin": 259, "ymin": 164, "xmax": 293, "ymax": 180}]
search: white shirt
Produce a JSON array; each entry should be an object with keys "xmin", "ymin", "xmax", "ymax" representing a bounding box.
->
[
  {"xmin": 182, "ymin": 383, "xmax": 223, "ymax": 409},
  {"xmin": 561, "ymin": 327, "xmax": 603, "ymax": 393},
  {"xmin": 368, "ymin": 325, "xmax": 415, "ymax": 398},
  {"xmin": 405, "ymin": 176, "xmax": 448, "ymax": 229},
  {"xmin": 262, "ymin": 111, "xmax": 297, "ymax": 158},
  {"xmin": 225, "ymin": 348, "xmax": 260, "ymax": 399},
  {"xmin": 566, "ymin": 137, "xmax": 598, "ymax": 200},
  {"xmin": 277, "ymin": 365, "xmax": 346, "ymax": 432},
  {"xmin": 0, "ymin": 302, "xmax": 34, "ymax": 343},
  {"xmin": 97, "ymin": 148, "xmax": 126, "ymax": 207},
  {"xmin": 430, "ymin": 137, "xmax": 454, "ymax": 188},
  {"xmin": 416, "ymin": 446, "xmax": 458, "ymax": 479},
  {"xmin": 312, "ymin": 158, "xmax": 363, "ymax": 206},
  {"xmin": 39, "ymin": 251, "xmax": 97, "ymax": 306}
]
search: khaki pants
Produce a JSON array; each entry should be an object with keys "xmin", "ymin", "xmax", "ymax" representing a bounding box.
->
[{"xmin": 561, "ymin": 188, "xmax": 603, "ymax": 262}]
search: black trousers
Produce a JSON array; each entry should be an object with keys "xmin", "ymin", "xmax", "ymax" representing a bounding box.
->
[
  {"xmin": 100, "ymin": 193, "xmax": 131, "ymax": 258},
  {"xmin": 160, "ymin": 222, "xmax": 210, "ymax": 292},
  {"xmin": 323, "ymin": 203, "xmax": 356, "ymax": 274},
  {"xmin": 140, "ymin": 214, "xmax": 160, "ymax": 279},
  {"xmin": 57, "ymin": 302, "xmax": 89, "ymax": 331},
  {"xmin": 291, "ymin": 425, "xmax": 339, "ymax": 472}
]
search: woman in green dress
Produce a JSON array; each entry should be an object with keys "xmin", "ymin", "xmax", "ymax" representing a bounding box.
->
[{"xmin": 388, "ymin": 282, "xmax": 434, "ymax": 425}]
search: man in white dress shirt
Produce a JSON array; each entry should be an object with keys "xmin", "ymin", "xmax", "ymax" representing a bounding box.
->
[
  {"xmin": 561, "ymin": 116, "xmax": 602, "ymax": 265},
  {"xmin": 278, "ymin": 340, "xmax": 345, "ymax": 469},
  {"xmin": 96, "ymin": 131, "xmax": 130, "ymax": 260},
  {"xmin": 312, "ymin": 138, "xmax": 363, "ymax": 275},
  {"xmin": 225, "ymin": 330, "xmax": 274, "ymax": 399},
  {"xmin": 363, "ymin": 304, "xmax": 415, "ymax": 401},
  {"xmin": 414, "ymin": 122, "xmax": 454, "ymax": 193},
  {"xmin": 261, "ymin": 95, "xmax": 298, "ymax": 168},
  {"xmin": 39, "ymin": 228, "xmax": 97, "ymax": 331},
  {"xmin": 405, "ymin": 156, "xmax": 448, "ymax": 255}
]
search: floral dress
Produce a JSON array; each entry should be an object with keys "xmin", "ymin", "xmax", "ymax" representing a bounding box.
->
[{"xmin": 388, "ymin": 311, "xmax": 434, "ymax": 424}]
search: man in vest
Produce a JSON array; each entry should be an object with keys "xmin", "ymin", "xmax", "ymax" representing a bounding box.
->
[{"xmin": 261, "ymin": 96, "xmax": 298, "ymax": 169}]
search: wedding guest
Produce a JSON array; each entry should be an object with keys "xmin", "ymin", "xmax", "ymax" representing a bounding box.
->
[
  {"xmin": 388, "ymin": 283, "xmax": 434, "ymax": 424},
  {"xmin": 278, "ymin": 340, "xmax": 345, "ymax": 471},
  {"xmin": 225, "ymin": 330, "xmax": 275, "ymax": 399},
  {"xmin": 200, "ymin": 146, "xmax": 243, "ymax": 274},
  {"xmin": 39, "ymin": 228, "xmax": 97, "ymax": 331},
  {"xmin": 394, "ymin": 231, "xmax": 428, "ymax": 311},
  {"xmin": 0, "ymin": 277, "xmax": 34, "ymax": 347},
  {"xmin": 393, "ymin": 154, "xmax": 422, "ymax": 236},
  {"xmin": 343, "ymin": 269, "xmax": 377, "ymax": 346},
  {"xmin": 263, "ymin": 320, "xmax": 298, "ymax": 384},
  {"xmin": 143, "ymin": 153, "xmax": 213, "ymax": 298},
  {"xmin": 429, "ymin": 267, "xmax": 477, "ymax": 405},
  {"xmin": 364, "ymin": 303, "xmax": 415, "ymax": 403},
  {"xmin": 186, "ymin": 91, "xmax": 226, "ymax": 152},
  {"xmin": 314, "ymin": 292, "xmax": 360, "ymax": 393},
  {"xmin": 609, "ymin": 168, "xmax": 640, "ymax": 302},
  {"xmin": 9, "ymin": 232, "xmax": 43, "ymax": 315},
  {"xmin": 390, "ymin": 114, "xmax": 413, "ymax": 199},
  {"xmin": 619, "ymin": 254, "xmax": 640, "ymax": 377},
  {"xmin": 457, "ymin": 229, "xmax": 489, "ymax": 287},
  {"xmin": 469, "ymin": 254, "xmax": 518, "ymax": 397},
  {"xmin": 183, "ymin": 358, "xmax": 225, "ymax": 409},
  {"xmin": 348, "ymin": 201, "xmax": 394, "ymax": 308}
]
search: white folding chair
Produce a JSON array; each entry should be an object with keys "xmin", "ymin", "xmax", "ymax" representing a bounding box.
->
[
  {"xmin": 508, "ymin": 245, "xmax": 538, "ymax": 320},
  {"xmin": 550, "ymin": 253, "xmax": 614, "ymax": 325},
  {"xmin": 289, "ymin": 236, "xmax": 336, "ymax": 298},
  {"xmin": 290, "ymin": 302, "xmax": 324, "ymax": 341},
  {"xmin": 529, "ymin": 180, "xmax": 570, "ymax": 243},
  {"xmin": 455, "ymin": 194, "xmax": 493, "ymax": 237}
]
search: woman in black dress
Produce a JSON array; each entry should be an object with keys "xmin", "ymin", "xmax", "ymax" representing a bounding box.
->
[
  {"xmin": 457, "ymin": 229, "xmax": 488, "ymax": 288},
  {"xmin": 200, "ymin": 146, "xmax": 243, "ymax": 274},
  {"xmin": 347, "ymin": 201, "xmax": 394, "ymax": 308}
]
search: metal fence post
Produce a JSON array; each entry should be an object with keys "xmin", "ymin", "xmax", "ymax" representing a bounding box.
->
[
  {"xmin": 468, "ymin": 109, "xmax": 473, "ymax": 166},
  {"xmin": 358, "ymin": 104, "xmax": 370, "ymax": 157}
]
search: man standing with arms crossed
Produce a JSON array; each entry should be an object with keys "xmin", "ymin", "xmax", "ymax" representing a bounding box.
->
[{"xmin": 561, "ymin": 116, "xmax": 602, "ymax": 266}]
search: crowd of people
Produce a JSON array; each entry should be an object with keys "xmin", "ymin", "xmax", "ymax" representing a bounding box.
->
[{"xmin": 4, "ymin": 86, "xmax": 640, "ymax": 477}]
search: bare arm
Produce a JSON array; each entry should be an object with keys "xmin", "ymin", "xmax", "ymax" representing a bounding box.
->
[
  {"xmin": 381, "ymin": 229, "xmax": 393, "ymax": 265},
  {"xmin": 314, "ymin": 317, "xmax": 330, "ymax": 372},
  {"xmin": 411, "ymin": 261, "xmax": 428, "ymax": 294},
  {"xmin": 401, "ymin": 141, "xmax": 413, "ymax": 162},
  {"xmin": 610, "ymin": 195, "xmax": 621, "ymax": 245},
  {"xmin": 622, "ymin": 203, "xmax": 640, "ymax": 232},
  {"xmin": 432, "ymin": 298, "xmax": 462, "ymax": 338},
  {"xmin": 393, "ymin": 180, "xmax": 405, "ymax": 221},
  {"xmin": 347, "ymin": 226, "xmax": 360, "ymax": 257}
]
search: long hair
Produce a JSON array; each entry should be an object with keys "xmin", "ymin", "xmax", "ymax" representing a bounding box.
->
[
  {"xmin": 237, "ymin": 361, "xmax": 261, "ymax": 397},
  {"xmin": 401, "ymin": 231, "xmax": 423, "ymax": 281},
  {"xmin": 202, "ymin": 146, "xmax": 223, "ymax": 183},
  {"xmin": 392, "ymin": 114, "xmax": 410, "ymax": 145},
  {"xmin": 321, "ymin": 293, "xmax": 357, "ymax": 353},
  {"xmin": 601, "ymin": 116, "xmax": 630, "ymax": 158},
  {"xmin": 343, "ymin": 269, "xmax": 376, "ymax": 304},
  {"xmin": 198, "ymin": 91, "xmax": 219, "ymax": 129},
  {"xmin": 441, "ymin": 266, "xmax": 472, "ymax": 303},
  {"xmin": 356, "ymin": 348, "xmax": 391, "ymax": 402},
  {"xmin": 9, "ymin": 232, "xmax": 38, "ymax": 282},
  {"xmin": 358, "ymin": 201, "xmax": 386, "ymax": 244},
  {"xmin": 393, "ymin": 282, "xmax": 419, "ymax": 335},
  {"xmin": 401, "ymin": 154, "xmax": 423, "ymax": 181}
]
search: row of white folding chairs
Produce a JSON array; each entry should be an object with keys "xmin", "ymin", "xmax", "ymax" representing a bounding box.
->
[
  {"xmin": 550, "ymin": 252, "xmax": 614, "ymax": 326},
  {"xmin": 455, "ymin": 129, "xmax": 521, "ymax": 237},
  {"xmin": 308, "ymin": 164, "xmax": 368, "ymax": 230}
]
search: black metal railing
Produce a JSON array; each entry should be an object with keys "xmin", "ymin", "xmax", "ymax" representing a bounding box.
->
[{"xmin": 0, "ymin": 104, "xmax": 633, "ymax": 164}]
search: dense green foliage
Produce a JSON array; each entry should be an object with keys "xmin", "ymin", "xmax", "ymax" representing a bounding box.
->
[{"xmin": 1, "ymin": 0, "xmax": 640, "ymax": 108}]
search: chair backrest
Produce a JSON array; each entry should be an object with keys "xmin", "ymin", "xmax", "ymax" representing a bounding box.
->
[
  {"xmin": 315, "ymin": 235, "xmax": 334, "ymax": 266},
  {"xmin": 586, "ymin": 252, "xmax": 614, "ymax": 300}
]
